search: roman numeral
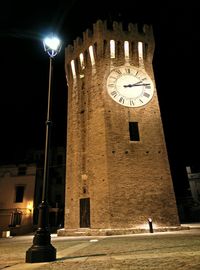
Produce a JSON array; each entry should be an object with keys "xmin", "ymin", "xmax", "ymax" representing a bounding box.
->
[
  {"xmin": 111, "ymin": 91, "xmax": 118, "ymax": 97},
  {"xmin": 108, "ymin": 83, "xmax": 115, "ymax": 88},
  {"xmin": 143, "ymin": 92, "xmax": 150, "ymax": 98},
  {"xmin": 125, "ymin": 68, "xmax": 130, "ymax": 74},
  {"xmin": 119, "ymin": 97, "xmax": 124, "ymax": 104},
  {"xmin": 130, "ymin": 100, "xmax": 134, "ymax": 106},
  {"xmin": 115, "ymin": 69, "xmax": 122, "ymax": 75}
]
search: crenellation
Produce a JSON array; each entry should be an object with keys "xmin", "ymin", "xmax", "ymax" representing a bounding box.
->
[
  {"xmin": 83, "ymin": 28, "xmax": 93, "ymax": 43},
  {"xmin": 143, "ymin": 24, "xmax": 153, "ymax": 36},
  {"xmin": 65, "ymin": 44, "xmax": 74, "ymax": 63},
  {"xmin": 113, "ymin": 21, "xmax": 123, "ymax": 32},
  {"xmin": 65, "ymin": 20, "xmax": 156, "ymax": 84},
  {"xmin": 73, "ymin": 37, "xmax": 83, "ymax": 50},
  {"xmin": 66, "ymin": 20, "xmax": 154, "ymax": 66},
  {"xmin": 93, "ymin": 20, "xmax": 107, "ymax": 36},
  {"xmin": 128, "ymin": 23, "xmax": 137, "ymax": 33}
]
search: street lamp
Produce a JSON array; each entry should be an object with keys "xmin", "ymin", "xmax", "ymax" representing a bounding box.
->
[{"xmin": 26, "ymin": 34, "xmax": 62, "ymax": 263}]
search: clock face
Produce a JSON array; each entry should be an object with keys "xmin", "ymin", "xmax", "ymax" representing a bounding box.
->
[{"xmin": 106, "ymin": 66, "xmax": 154, "ymax": 107}]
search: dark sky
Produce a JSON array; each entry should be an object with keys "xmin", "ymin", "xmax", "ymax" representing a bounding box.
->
[{"xmin": 0, "ymin": 1, "xmax": 198, "ymax": 195}]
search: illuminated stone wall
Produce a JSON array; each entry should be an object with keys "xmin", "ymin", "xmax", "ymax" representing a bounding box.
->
[{"xmin": 61, "ymin": 20, "xmax": 179, "ymax": 234}]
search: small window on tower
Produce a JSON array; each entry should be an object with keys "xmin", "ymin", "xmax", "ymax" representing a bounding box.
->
[
  {"xmin": 79, "ymin": 53, "xmax": 85, "ymax": 69},
  {"xmin": 124, "ymin": 41, "xmax": 129, "ymax": 59},
  {"xmin": 129, "ymin": 122, "xmax": 140, "ymax": 141},
  {"xmin": 138, "ymin": 41, "xmax": 144, "ymax": 66},
  {"xmin": 138, "ymin": 42, "xmax": 143, "ymax": 57},
  {"xmin": 89, "ymin": 45, "xmax": 95, "ymax": 66},
  {"xmin": 110, "ymin": 40, "xmax": 115, "ymax": 58},
  {"xmin": 71, "ymin": 60, "xmax": 76, "ymax": 79}
]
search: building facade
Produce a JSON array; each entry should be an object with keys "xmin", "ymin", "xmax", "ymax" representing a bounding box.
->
[
  {"xmin": 0, "ymin": 146, "xmax": 66, "ymax": 236},
  {"xmin": 186, "ymin": 166, "xmax": 200, "ymax": 204},
  {"xmin": 0, "ymin": 164, "xmax": 36, "ymax": 236},
  {"xmin": 59, "ymin": 20, "xmax": 180, "ymax": 235}
]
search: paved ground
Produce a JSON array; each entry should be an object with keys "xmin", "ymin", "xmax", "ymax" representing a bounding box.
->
[{"xmin": 1, "ymin": 226, "xmax": 200, "ymax": 269}]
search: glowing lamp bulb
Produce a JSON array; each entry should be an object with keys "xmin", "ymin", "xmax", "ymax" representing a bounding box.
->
[
  {"xmin": 43, "ymin": 34, "xmax": 62, "ymax": 58},
  {"xmin": 43, "ymin": 37, "xmax": 61, "ymax": 51}
]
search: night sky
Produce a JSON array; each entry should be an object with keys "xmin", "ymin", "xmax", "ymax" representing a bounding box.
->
[{"xmin": 0, "ymin": 1, "xmax": 198, "ymax": 196}]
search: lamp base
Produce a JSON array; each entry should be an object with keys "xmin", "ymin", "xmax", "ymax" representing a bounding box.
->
[
  {"xmin": 26, "ymin": 229, "xmax": 56, "ymax": 263},
  {"xmin": 26, "ymin": 243, "xmax": 56, "ymax": 263}
]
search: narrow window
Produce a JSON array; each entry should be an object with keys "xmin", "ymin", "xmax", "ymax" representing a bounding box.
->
[
  {"xmin": 138, "ymin": 41, "xmax": 144, "ymax": 66},
  {"xmin": 110, "ymin": 40, "xmax": 115, "ymax": 58},
  {"xmin": 89, "ymin": 45, "xmax": 95, "ymax": 66},
  {"xmin": 71, "ymin": 60, "xmax": 76, "ymax": 79},
  {"xmin": 79, "ymin": 53, "xmax": 85, "ymax": 69},
  {"xmin": 124, "ymin": 41, "xmax": 129, "ymax": 59},
  {"xmin": 129, "ymin": 122, "xmax": 140, "ymax": 141},
  {"xmin": 15, "ymin": 186, "xmax": 25, "ymax": 202}
]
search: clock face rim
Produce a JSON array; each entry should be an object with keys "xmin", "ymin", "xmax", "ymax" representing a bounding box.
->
[{"xmin": 106, "ymin": 66, "xmax": 154, "ymax": 108}]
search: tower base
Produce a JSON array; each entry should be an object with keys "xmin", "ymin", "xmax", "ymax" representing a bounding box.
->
[{"xmin": 57, "ymin": 225, "xmax": 189, "ymax": 237}]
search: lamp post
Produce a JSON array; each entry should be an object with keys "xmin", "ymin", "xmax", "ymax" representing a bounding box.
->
[{"xmin": 26, "ymin": 34, "xmax": 62, "ymax": 263}]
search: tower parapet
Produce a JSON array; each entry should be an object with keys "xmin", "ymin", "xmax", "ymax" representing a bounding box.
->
[{"xmin": 65, "ymin": 20, "xmax": 155, "ymax": 82}]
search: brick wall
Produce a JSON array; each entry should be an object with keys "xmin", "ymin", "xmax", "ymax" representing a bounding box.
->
[{"xmin": 64, "ymin": 20, "xmax": 179, "ymax": 232}]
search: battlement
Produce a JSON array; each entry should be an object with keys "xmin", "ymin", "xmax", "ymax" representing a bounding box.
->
[{"xmin": 65, "ymin": 20, "xmax": 155, "ymax": 82}]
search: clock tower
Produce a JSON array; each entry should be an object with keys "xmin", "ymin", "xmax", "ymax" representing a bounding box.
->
[{"xmin": 60, "ymin": 20, "xmax": 180, "ymax": 235}]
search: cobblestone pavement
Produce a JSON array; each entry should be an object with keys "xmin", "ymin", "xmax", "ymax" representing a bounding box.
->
[{"xmin": 1, "ymin": 229, "xmax": 200, "ymax": 269}]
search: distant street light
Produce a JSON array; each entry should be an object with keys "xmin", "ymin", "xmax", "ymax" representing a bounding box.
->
[{"xmin": 26, "ymin": 34, "xmax": 62, "ymax": 263}]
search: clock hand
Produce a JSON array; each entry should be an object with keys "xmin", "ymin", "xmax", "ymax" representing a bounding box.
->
[
  {"xmin": 123, "ymin": 84, "xmax": 135, "ymax": 88},
  {"xmin": 133, "ymin": 83, "xmax": 150, "ymax": 86},
  {"xmin": 123, "ymin": 80, "xmax": 142, "ymax": 88},
  {"xmin": 123, "ymin": 83, "xmax": 150, "ymax": 88}
]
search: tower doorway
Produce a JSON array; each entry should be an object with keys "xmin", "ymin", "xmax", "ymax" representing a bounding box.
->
[{"xmin": 80, "ymin": 198, "xmax": 90, "ymax": 228}]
